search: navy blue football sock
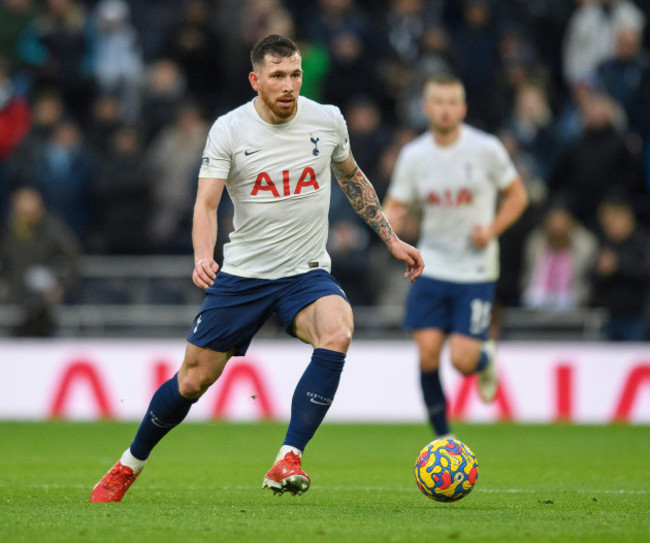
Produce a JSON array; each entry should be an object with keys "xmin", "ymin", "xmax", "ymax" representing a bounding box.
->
[
  {"xmin": 130, "ymin": 374, "xmax": 196, "ymax": 460},
  {"xmin": 420, "ymin": 369, "xmax": 450, "ymax": 436},
  {"xmin": 474, "ymin": 350, "xmax": 488, "ymax": 373},
  {"xmin": 283, "ymin": 348, "xmax": 345, "ymax": 451}
]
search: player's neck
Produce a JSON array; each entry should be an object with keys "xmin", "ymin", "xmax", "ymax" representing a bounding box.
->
[{"xmin": 431, "ymin": 125, "xmax": 461, "ymax": 147}]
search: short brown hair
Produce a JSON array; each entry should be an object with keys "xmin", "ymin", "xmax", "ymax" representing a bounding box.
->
[
  {"xmin": 424, "ymin": 73, "xmax": 466, "ymax": 100},
  {"xmin": 250, "ymin": 35, "xmax": 300, "ymax": 69}
]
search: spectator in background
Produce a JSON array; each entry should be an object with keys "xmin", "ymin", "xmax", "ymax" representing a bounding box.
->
[
  {"xmin": 597, "ymin": 24, "xmax": 649, "ymax": 129},
  {"xmin": 555, "ymin": 75, "xmax": 602, "ymax": 147},
  {"xmin": 521, "ymin": 203, "xmax": 598, "ymax": 310},
  {"xmin": 18, "ymin": 0, "xmax": 95, "ymax": 116},
  {"xmin": 393, "ymin": 24, "xmax": 457, "ymax": 130},
  {"xmin": 8, "ymin": 89, "xmax": 63, "ymax": 188},
  {"xmin": 490, "ymin": 24, "xmax": 551, "ymax": 135},
  {"xmin": 0, "ymin": 59, "xmax": 31, "ymax": 221},
  {"xmin": 0, "ymin": 186, "xmax": 80, "ymax": 336},
  {"xmin": 127, "ymin": 0, "xmax": 185, "ymax": 62},
  {"xmin": 146, "ymin": 102, "xmax": 208, "ymax": 252},
  {"xmin": 503, "ymin": 81, "xmax": 556, "ymax": 180},
  {"xmin": 140, "ymin": 59, "xmax": 186, "ymax": 144},
  {"xmin": 240, "ymin": 0, "xmax": 285, "ymax": 48},
  {"xmin": 28, "ymin": 119, "xmax": 96, "ymax": 243},
  {"xmin": 384, "ymin": 0, "xmax": 442, "ymax": 67},
  {"xmin": 165, "ymin": 0, "xmax": 224, "ymax": 114},
  {"xmin": 550, "ymin": 91, "xmax": 642, "ymax": 229},
  {"xmin": 418, "ymin": 25, "xmax": 458, "ymax": 78},
  {"xmin": 563, "ymin": 0, "xmax": 645, "ymax": 86},
  {"xmin": 0, "ymin": 0, "xmax": 40, "ymax": 70},
  {"xmin": 592, "ymin": 194, "xmax": 650, "ymax": 341},
  {"xmin": 344, "ymin": 95, "xmax": 392, "ymax": 182},
  {"xmin": 323, "ymin": 29, "xmax": 378, "ymax": 109},
  {"xmin": 91, "ymin": 125, "xmax": 150, "ymax": 255},
  {"xmin": 453, "ymin": 0, "xmax": 500, "ymax": 131},
  {"xmin": 303, "ymin": 0, "xmax": 377, "ymax": 108},
  {"xmin": 91, "ymin": 0, "xmax": 143, "ymax": 123},
  {"xmin": 86, "ymin": 93, "xmax": 122, "ymax": 152}
]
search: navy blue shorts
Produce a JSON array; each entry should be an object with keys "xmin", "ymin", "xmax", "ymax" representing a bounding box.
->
[
  {"xmin": 187, "ymin": 269, "xmax": 348, "ymax": 355},
  {"xmin": 404, "ymin": 276, "xmax": 496, "ymax": 340}
]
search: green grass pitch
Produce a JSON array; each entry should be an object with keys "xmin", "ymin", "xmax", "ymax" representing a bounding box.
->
[{"xmin": 1, "ymin": 422, "xmax": 648, "ymax": 542}]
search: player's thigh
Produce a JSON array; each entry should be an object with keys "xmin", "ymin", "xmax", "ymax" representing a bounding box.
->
[
  {"xmin": 292, "ymin": 294, "xmax": 354, "ymax": 352},
  {"xmin": 412, "ymin": 328, "xmax": 446, "ymax": 371},
  {"xmin": 177, "ymin": 342, "xmax": 235, "ymax": 398},
  {"xmin": 448, "ymin": 333, "xmax": 482, "ymax": 375},
  {"xmin": 188, "ymin": 273, "xmax": 275, "ymax": 356}
]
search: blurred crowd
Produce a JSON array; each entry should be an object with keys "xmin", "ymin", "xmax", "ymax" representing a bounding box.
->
[{"xmin": 1, "ymin": 0, "xmax": 650, "ymax": 340}]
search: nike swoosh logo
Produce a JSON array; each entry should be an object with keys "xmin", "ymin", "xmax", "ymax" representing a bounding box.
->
[
  {"xmin": 244, "ymin": 149, "xmax": 261, "ymax": 156},
  {"xmin": 309, "ymin": 398, "xmax": 331, "ymax": 406}
]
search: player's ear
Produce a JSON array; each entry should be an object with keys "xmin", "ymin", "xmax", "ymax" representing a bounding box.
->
[{"xmin": 249, "ymin": 71, "xmax": 259, "ymax": 92}]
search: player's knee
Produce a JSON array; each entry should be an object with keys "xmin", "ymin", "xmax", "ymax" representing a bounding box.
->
[
  {"xmin": 178, "ymin": 368, "xmax": 220, "ymax": 399},
  {"xmin": 321, "ymin": 325, "xmax": 353, "ymax": 353},
  {"xmin": 451, "ymin": 353, "xmax": 477, "ymax": 376}
]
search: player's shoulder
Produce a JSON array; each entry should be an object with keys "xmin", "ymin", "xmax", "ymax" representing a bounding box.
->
[
  {"xmin": 399, "ymin": 131, "xmax": 434, "ymax": 157},
  {"xmin": 298, "ymin": 96, "xmax": 344, "ymax": 126},
  {"xmin": 462, "ymin": 124, "xmax": 502, "ymax": 150}
]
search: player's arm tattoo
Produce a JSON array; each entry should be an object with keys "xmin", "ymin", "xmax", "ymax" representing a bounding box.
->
[{"xmin": 332, "ymin": 156, "xmax": 396, "ymax": 243}]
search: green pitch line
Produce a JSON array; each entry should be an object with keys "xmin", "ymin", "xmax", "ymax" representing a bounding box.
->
[{"xmin": 0, "ymin": 422, "xmax": 648, "ymax": 543}]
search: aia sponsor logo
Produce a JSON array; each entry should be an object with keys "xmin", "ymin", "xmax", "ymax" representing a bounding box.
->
[
  {"xmin": 427, "ymin": 188, "xmax": 473, "ymax": 207},
  {"xmin": 251, "ymin": 167, "xmax": 320, "ymax": 197}
]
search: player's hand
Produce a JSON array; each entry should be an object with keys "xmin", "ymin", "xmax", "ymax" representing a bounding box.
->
[
  {"xmin": 471, "ymin": 224, "xmax": 494, "ymax": 249},
  {"xmin": 387, "ymin": 237, "xmax": 424, "ymax": 282},
  {"xmin": 193, "ymin": 257, "xmax": 219, "ymax": 289}
]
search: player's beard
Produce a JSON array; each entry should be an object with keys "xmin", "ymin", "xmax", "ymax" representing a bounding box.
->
[
  {"xmin": 432, "ymin": 116, "xmax": 461, "ymax": 135},
  {"xmin": 259, "ymin": 88, "xmax": 297, "ymax": 120}
]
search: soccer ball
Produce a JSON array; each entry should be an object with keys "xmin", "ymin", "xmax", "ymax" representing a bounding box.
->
[{"xmin": 414, "ymin": 437, "xmax": 479, "ymax": 502}]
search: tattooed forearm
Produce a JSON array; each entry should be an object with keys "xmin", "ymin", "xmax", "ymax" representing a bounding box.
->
[{"xmin": 332, "ymin": 158, "xmax": 396, "ymax": 243}]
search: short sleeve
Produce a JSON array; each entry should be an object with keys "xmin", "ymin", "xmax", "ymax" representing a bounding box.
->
[
  {"xmin": 331, "ymin": 107, "xmax": 351, "ymax": 163},
  {"xmin": 386, "ymin": 146, "xmax": 417, "ymax": 204},
  {"xmin": 199, "ymin": 117, "xmax": 231, "ymax": 179},
  {"xmin": 488, "ymin": 137, "xmax": 518, "ymax": 190}
]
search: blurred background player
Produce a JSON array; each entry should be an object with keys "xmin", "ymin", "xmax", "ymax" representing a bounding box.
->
[
  {"xmin": 384, "ymin": 73, "xmax": 528, "ymax": 439},
  {"xmin": 90, "ymin": 34, "xmax": 423, "ymax": 502}
]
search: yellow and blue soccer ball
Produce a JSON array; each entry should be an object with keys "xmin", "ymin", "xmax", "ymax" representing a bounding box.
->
[{"xmin": 414, "ymin": 438, "xmax": 479, "ymax": 502}]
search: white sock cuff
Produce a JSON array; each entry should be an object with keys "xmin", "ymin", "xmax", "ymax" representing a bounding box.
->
[
  {"xmin": 120, "ymin": 448, "xmax": 147, "ymax": 474},
  {"xmin": 276, "ymin": 445, "xmax": 302, "ymax": 462}
]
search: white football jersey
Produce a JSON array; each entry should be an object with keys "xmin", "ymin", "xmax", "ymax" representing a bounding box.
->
[
  {"xmin": 199, "ymin": 96, "xmax": 350, "ymax": 279},
  {"xmin": 388, "ymin": 124, "xmax": 517, "ymax": 282}
]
